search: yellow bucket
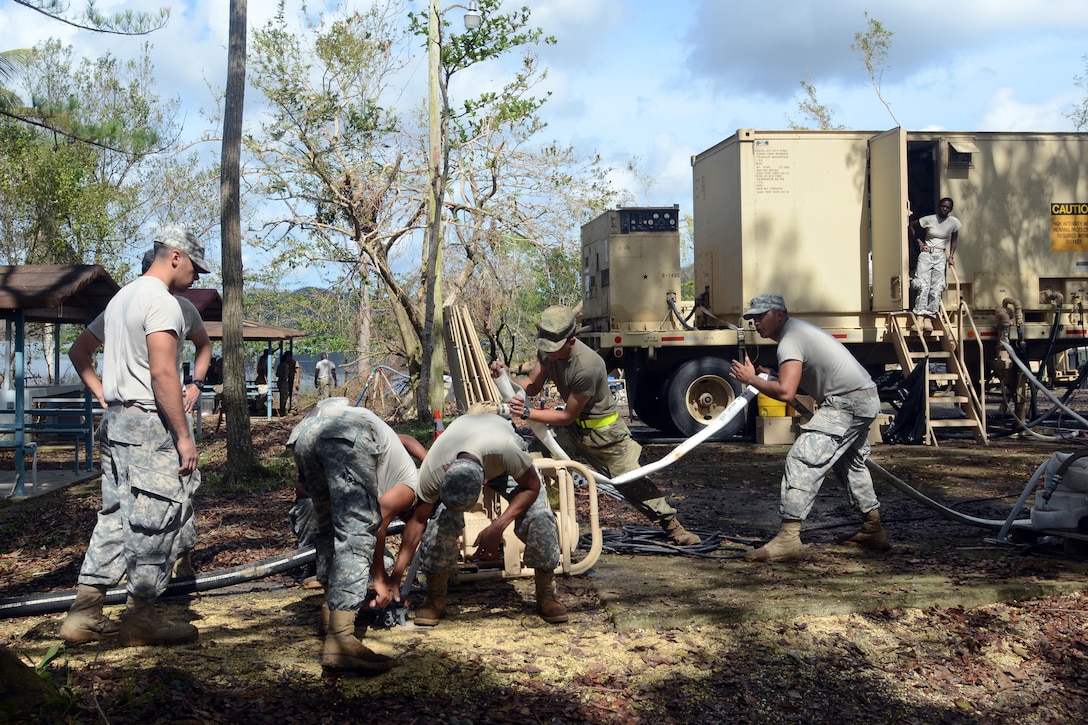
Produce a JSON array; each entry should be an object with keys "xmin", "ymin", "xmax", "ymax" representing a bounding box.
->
[{"xmin": 757, "ymin": 393, "xmax": 787, "ymax": 417}]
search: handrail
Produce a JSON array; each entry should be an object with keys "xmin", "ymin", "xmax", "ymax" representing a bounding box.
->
[{"xmin": 942, "ymin": 262, "xmax": 988, "ymax": 441}]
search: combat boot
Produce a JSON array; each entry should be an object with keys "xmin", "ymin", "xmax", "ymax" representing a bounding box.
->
[
  {"xmin": 118, "ymin": 596, "xmax": 199, "ymax": 646},
  {"xmin": 839, "ymin": 509, "xmax": 890, "ymax": 551},
  {"xmin": 534, "ymin": 570, "xmax": 569, "ymax": 624},
  {"xmin": 744, "ymin": 520, "xmax": 804, "ymax": 562},
  {"xmin": 662, "ymin": 517, "xmax": 702, "ymax": 546},
  {"xmin": 171, "ymin": 551, "xmax": 196, "ymax": 579},
  {"xmin": 322, "ymin": 610, "xmax": 395, "ymax": 672},
  {"xmin": 59, "ymin": 584, "xmax": 119, "ymax": 643},
  {"xmin": 413, "ymin": 573, "xmax": 448, "ymax": 626},
  {"xmin": 318, "ymin": 602, "xmax": 330, "ymax": 636}
]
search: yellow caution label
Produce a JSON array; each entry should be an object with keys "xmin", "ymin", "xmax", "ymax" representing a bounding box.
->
[{"xmin": 1051, "ymin": 203, "xmax": 1088, "ymax": 251}]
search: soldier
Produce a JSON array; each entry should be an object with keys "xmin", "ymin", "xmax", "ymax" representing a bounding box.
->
[
  {"xmin": 413, "ymin": 413, "xmax": 567, "ymax": 626},
  {"xmin": 491, "ymin": 305, "xmax": 701, "ymax": 546},
  {"xmin": 729, "ymin": 294, "xmax": 889, "ymax": 562},
  {"xmin": 289, "ymin": 401, "xmax": 429, "ymax": 673},
  {"xmin": 61, "ymin": 228, "xmax": 208, "ymax": 646}
]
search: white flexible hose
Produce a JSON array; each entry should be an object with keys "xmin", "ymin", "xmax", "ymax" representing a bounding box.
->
[
  {"xmin": 495, "ymin": 369, "xmax": 768, "ymax": 485},
  {"xmin": 1000, "ymin": 339, "xmax": 1088, "ymax": 429}
]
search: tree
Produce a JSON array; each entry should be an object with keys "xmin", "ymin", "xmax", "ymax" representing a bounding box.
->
[
  {"xmin": 787, "ymin": 78, "xmax": 843, "ymax": 130},
  {"xmin": 408, "ymin": 0, "xmax": 571, "ymax": 418},
  {"xmin": 247, "ymin": 1, "xmax": 620, "ymax": 406},
  {"xmin": 221, "ymin": 0, "xmax": 256, "ymax": 479},
  {"xmin": 0, "ymin": 39, "xmax": 189, "ymax": 273},
  {"xmin": 851, "ymin": 12, "xmax": 899, "ymax": 126},
  {"xmin": 1068, "ymin": 55, "xmax": 1088, "ymax": 131},
  {"xmin": 10, "ymin": 0, "xmax": 169, "ymax": 36},
  {"xmin": 247, "ymin": 1, "xmax": 416, "ymax": 383}
]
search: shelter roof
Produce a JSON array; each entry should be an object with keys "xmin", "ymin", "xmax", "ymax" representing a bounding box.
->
[
  {"xmin": 0, "ymin": 265, "xmax": 120, "ymax": 323},
  {"xmin": 202, "ymin": 319, "xmax": 308, "ymax": 342},
  {"xmin": 177, "ymin": 288, "xmax": 223, "ymax": 322}
]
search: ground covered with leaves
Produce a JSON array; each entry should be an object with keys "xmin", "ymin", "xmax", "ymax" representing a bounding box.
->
[{"xmin": 3, "ymin": 414, "xmax": 1088, "ymax": 723}]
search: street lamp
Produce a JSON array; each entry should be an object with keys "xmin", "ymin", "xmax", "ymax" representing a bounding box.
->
[{"xmin": 421, "ymin": 1, "xmax": 480, "ymax": 419}]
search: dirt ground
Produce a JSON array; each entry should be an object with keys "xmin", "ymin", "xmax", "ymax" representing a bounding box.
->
[{"xmin": 3, "ymin": 414, "xmax": 1088, "ymax": 723}]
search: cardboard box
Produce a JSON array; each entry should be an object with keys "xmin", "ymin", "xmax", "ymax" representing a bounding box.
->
[{"xmin": 756, "ymin": 416, "xmax": 798, "ymax": 445}]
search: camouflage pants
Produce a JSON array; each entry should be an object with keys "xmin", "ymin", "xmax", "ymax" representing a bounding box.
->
[
  {"xmin": 316, "ymin": 379, "xmax": 333, "ymax": 400},
  {"xmin": 419, "ymin": 471, "xmax": 560, "ymax": 574},
  {"xmin": 549, "ymin": 421, "xmax": 676, "ymax": 524},
  {"xmin": 912, "ymin": 249, "xmax": 947, "ymax": 317},
  {"xmin": 779, "ymin": 392, "xmax": 882, "ymax": 521},
  {"xmin": 292, "ymin": 416, "xmax": 381, "ymax": 612},
  {"xmin": 78, "ymin": 411, "xmax": 198, "ymax": 600},
  {"xmin": 288, "ymin": 496, "xmax": 318, "ymax": 550}
]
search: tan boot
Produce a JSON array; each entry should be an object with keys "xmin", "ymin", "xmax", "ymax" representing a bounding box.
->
[
  {"xmin": 60, "ymin": 584, "xmax": 119, "ymax": 643},
  {"xmin": 413, "ymin": 573, "xmax": 448, "ymax": 626},
  {"xmin": 118, "ymin": 596, "xmax": 199, "ymax": 647},
  {"xmin": 534, "ymin": 571, "xmax": 569, "ymax": 624},
  {"xmin": 321, "ymin": 610, "xmax": 395, "ymax": 672},
  {"xmin": 839, "ymin": 509, "xmax": 890, "ymax": 551},
  {"xmin": 171, "ymin": 552, "xmax": 196, "ymax": 579},
  {"xmin": 662, "ymin": 517, "xmax": 701, "ymax": 546},
  {"xmin": 744, "ymin": 520, "xmax": 804, "ymax": 562}
]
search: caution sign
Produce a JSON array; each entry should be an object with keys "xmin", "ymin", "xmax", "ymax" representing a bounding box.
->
[{"xmin": 1052, "ymin": 203, "xmax": 1088, "ymax": 251}]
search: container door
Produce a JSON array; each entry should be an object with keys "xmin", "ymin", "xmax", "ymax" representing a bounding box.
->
[{"xmin": 868, "ymin": 127, "xmax": 908, "ymax": 312}]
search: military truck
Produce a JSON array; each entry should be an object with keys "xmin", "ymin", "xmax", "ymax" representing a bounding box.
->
[{"xmin": 579, "ymin": 128, "xmax": 1088, "ymax": 438}]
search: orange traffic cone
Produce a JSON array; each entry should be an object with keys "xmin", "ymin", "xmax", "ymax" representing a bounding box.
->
[{"xmin": 433, "ymin": 409, "xmax": 444, "ymax": 440}]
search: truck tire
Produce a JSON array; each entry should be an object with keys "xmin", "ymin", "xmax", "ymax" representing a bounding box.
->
[
  {"xmin": 664, "ymin": 358, "xmax": 745, "ymax": 439},
  {"xmin": 630, "ymin": 369, "xmax": 676, "ymax": 434}
]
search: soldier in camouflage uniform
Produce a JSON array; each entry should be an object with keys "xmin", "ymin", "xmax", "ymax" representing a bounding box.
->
[
  {"xmin": 289, "ymin": 402, "xmax": 429, "ymax": 673},
  {"xmin": 729, "ymin": 294, "xmax": 890, "ymax": 562},
  {"xmin": 414, "ymin": 413, "xmax": 568, "ymax": 625},
  {"xmin": 61, "ymin": 228, "xmax": 209, "ymax": 647},
  {"xmin": 490, "ymin": 305, "xmax": 702, "ymax": 547}
]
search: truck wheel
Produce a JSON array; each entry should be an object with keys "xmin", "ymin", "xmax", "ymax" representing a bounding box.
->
[
  {"xmin": 665, "ymin": 358, "xmax": 745, "ymax": 439},
  {"xmin": 630, "ymin": 370, "xmax": 676, "ymax": 434}
]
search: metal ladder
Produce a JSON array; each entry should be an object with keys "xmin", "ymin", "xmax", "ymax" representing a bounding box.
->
[{"xmin": 887, "ymin": 300, "xmax": 988, "ymax": 446}]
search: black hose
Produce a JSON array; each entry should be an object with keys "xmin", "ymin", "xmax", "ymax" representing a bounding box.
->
[
  {"xmin": 579, "ymin": 525, "xmax": 755, "ymax": 560},
  {"xmin": 0, "ymin": 547, "xmax": 316, "ymax": 619},
  {"xmin": 667, "ymin": 296, "xmax": 697, "ymax": 331}
]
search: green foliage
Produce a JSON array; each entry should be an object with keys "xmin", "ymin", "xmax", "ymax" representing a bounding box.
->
[
  {"xmin": 787, "ymin": 78, "xmax": 844, "ymax": 130},
  {"xmin": 0, "ymin": 38, "xmax": 196, "ymax": 275},
  {"xmin": 12, "ymin": 0, "xmax": 170, "ymax": 36},
  {"xmin": 199, "ymin": 456, "xmax": 296, "ymax": 496},
  {"xmin": 851, "ymin": 12, "xmax": 899, "ymax": 126}
]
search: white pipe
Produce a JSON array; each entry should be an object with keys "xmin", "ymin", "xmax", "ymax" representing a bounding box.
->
[{"xmin": 495, "ymin": 369, "xmax": 769, "ymax": 486}]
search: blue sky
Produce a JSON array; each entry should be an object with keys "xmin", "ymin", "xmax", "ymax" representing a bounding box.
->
[{"xmin": 2, "ymin": 0, "xmax": 1086, "ymax": 282}]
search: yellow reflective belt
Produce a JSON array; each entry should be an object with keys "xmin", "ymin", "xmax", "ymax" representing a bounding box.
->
[{"xmin": 576, "ymin": 412, "xmax": 619, "ymax": 429}]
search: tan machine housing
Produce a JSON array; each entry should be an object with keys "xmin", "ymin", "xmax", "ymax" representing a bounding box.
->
[{"xmin": 580, "ymin": 128, "xmax": 1088, "ymax": 439}]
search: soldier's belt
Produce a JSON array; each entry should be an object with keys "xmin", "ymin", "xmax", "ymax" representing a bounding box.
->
[{"xmin": 575, "ymin": 412, "xmax": 619, "ymax": 429}]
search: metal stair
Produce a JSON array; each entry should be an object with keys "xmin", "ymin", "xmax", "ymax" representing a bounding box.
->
[{"xmin": 886, "ymin": 304, "xmax": 988, "ymax": 446}]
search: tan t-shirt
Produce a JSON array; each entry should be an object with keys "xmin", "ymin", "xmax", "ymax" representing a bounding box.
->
[
  {"xmin": 540, "ymin": 339, "xmax": 615, "ymax": 421},
  {"xmin": 417, "ymin": 414, "xmax": 533, "ymax": 504},
  {"xmin": 88, "ymin": 295, "xmax": 204, "ymax": 377},
  {"xmin": 102, "ymin": 276, "xmax": 184, "ymax": 407}
]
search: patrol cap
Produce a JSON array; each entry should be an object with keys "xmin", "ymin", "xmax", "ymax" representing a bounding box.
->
[
  {"xmin": 441, "ymin": 456, "xmax": 485, "ymax": 512},
  {"xmin": 743, "ymin": 294, "xmax": 787, "ymax": 319},
  {"xmin": 154, "ymin": 226, "xmax": 210, "ymax": 274},
  {"xmin": 536, "ymin": 305, "xmax": 578, "ymax": 353}
]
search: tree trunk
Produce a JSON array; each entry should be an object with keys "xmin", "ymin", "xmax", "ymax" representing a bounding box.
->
[
  {"xmin": 355, "ymin": 259, "xmax": 372, "ymax": 380},
  {"xmin": 221, "ymin": 0, "xmax": 256, "ymax": 478}
]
